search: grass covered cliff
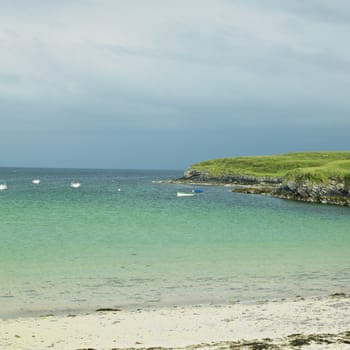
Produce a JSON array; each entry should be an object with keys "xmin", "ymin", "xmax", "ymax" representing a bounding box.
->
[{"xmin": 177, "ymin": 152, "xmax": 350, "ymax": 206}]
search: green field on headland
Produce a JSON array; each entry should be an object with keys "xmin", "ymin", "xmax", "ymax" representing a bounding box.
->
[
  {"xmin": 178, "ymin": 152, "xmax": 350, "ymax": 205},
  {"xmin": 188, "ymin": 151, "xmax": 350, "ymax": 184}
]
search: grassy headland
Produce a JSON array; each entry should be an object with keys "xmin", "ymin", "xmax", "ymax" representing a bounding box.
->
[
  {"xmin": 176, "ymin": 151, "xmax": 350, "ymax": 206},
  {"xmin": 188, "ymin": 152, "xmax": 350, "ymax": 183}
]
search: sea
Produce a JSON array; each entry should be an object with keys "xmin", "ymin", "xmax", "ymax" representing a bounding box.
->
[{"xmin": 0, "ymin": 168, "xmax": 349, "ymax": 318}]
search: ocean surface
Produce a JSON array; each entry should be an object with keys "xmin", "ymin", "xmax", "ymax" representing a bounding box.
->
[{"xmin": 0, "ymin": 168, "xmax": 349, "ymax": 318}]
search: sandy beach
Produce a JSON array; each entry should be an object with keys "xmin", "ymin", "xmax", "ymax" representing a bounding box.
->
[{"xmin": 1, "ymin": 295, "xmax": 349, "ymax": 350}]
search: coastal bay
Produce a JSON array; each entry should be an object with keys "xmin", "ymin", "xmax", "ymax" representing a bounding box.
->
[
  {"xmin": 2, "ymin": 0, "xmax": 350, "ymax": 348},
  {"xmin": 0, "ymin": 168, "xmax": 349, "ymax": 349}
]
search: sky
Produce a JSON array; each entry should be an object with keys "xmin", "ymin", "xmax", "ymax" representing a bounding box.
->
[{"xmin": 0, "ymin": 0, "xmax": 349, "ymax": 169}]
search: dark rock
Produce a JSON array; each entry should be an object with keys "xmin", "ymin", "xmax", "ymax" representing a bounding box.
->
[
  {"xmin": 274, "ymin": 178, "xmax": 350, "ymax": 206},
  {"xmin": 246, "ymin": 342, "xmax": 272, "ymax": 350},
  {"xmin": 95, "ymin": 308, "xmax": 121, "ymax": 312},
  {"xmin": 180, "ymin": 170, "xmax": 282, "ymax": 186},
  {"xmin": 289, "ymin": 338, "xmax": 311, "ymax": 346},
  {"xmin": 330, "ymin": 292, "xmax": 347, "ymax": 298}
]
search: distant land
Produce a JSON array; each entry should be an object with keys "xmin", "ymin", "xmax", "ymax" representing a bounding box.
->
[{"xmin": 172, "ymin": 152, "xmax": 350, "ymax": 206}]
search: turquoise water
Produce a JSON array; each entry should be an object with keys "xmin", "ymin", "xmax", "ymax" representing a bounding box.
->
[{"xmin": 0, "ymin": 168, "xmax": 349, "ymax": 318}]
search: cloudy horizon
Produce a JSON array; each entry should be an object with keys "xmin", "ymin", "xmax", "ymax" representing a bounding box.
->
[{"xmin": 1, "ymin": 0, "xmax": 349, "ymax": 170}]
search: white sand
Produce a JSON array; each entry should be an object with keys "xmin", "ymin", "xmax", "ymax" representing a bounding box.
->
[{"xmin": 0, "ymin": 296, "xmax": 349, "ymax": 349}]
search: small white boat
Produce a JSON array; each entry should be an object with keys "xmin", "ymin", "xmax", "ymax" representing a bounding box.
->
[
  {"xmin": 32, "ymin": 179, "xmax": 40, "ymax": 185},
  {"xmin": 0, "ymin": 183, "xmax": 8, "ymax": 191},
  {"xmin": 70, "ymin": 181, "xmax": 81, "ymax": 189},
  {"xmin": 177, "ymin": 192, "xmax": 195, "ymax": 197}
]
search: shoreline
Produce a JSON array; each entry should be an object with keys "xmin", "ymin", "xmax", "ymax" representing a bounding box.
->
[
  {"xmin": 173, "ymin": 152, "xmax": 350, "ymax": 207},
  {"xmin": 162, "ymin": 178, "xmax": 350, "ymax": 206},
  {"xmin": 1, "ymin": 295, "xmax": 349, "ymax": 349}
]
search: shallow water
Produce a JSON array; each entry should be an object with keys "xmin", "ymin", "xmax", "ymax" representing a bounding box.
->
[{"xmin": 0, "ymin": 168, "xmax": 349, "ymax": 317}]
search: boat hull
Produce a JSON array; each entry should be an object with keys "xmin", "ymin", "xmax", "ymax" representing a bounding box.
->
[
  {"xmin": 70, "ymin": 182, "xmax": 81, "ymax": 189},
  {"xmin": 177, "ymin": 192, "xmax": 195, "ymax": 197}
]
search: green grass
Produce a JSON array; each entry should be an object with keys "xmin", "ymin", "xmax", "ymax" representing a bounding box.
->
[{"xmin": 189, "ymin": 152, "xmax": 350, "ymax": 184}]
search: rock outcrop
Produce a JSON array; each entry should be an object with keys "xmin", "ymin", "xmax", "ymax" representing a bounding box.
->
[
  {"xmin": 181, "ymin": 169, "xmax": 282, "ymax": 185},
  {"xmin": 173, "ymin": 169, "xmax": 350, "ymax": 206},
  {"xmin": 273, "ymin": 178, "xmax": 350, "ymax": 206}
]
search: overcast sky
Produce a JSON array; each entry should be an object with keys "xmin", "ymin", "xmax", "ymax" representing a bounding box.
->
[{"xmin": 1, "ymin": 0, "xmax": 349, "ymax": 169}]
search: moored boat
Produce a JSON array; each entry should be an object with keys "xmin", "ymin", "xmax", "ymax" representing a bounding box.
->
[
  {"xmin": 32, "ymin": 179, "xmax": 40, "ymax": 184},
  {"xmin": 70, "ymin": 181, "xmax": 81, "ymax": 189},
  {"xmin": 0, "ymin": 183, "xmax": 8, "ymax": 191},
  {"xmin": 177, "ymin": 192, "xmax": 195, "ymax": 197}
]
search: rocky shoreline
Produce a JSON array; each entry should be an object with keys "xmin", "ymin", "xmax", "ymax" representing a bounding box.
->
[{"xmin": 170, "ymin": 169, "xmax": 350, "ymax": 206}]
